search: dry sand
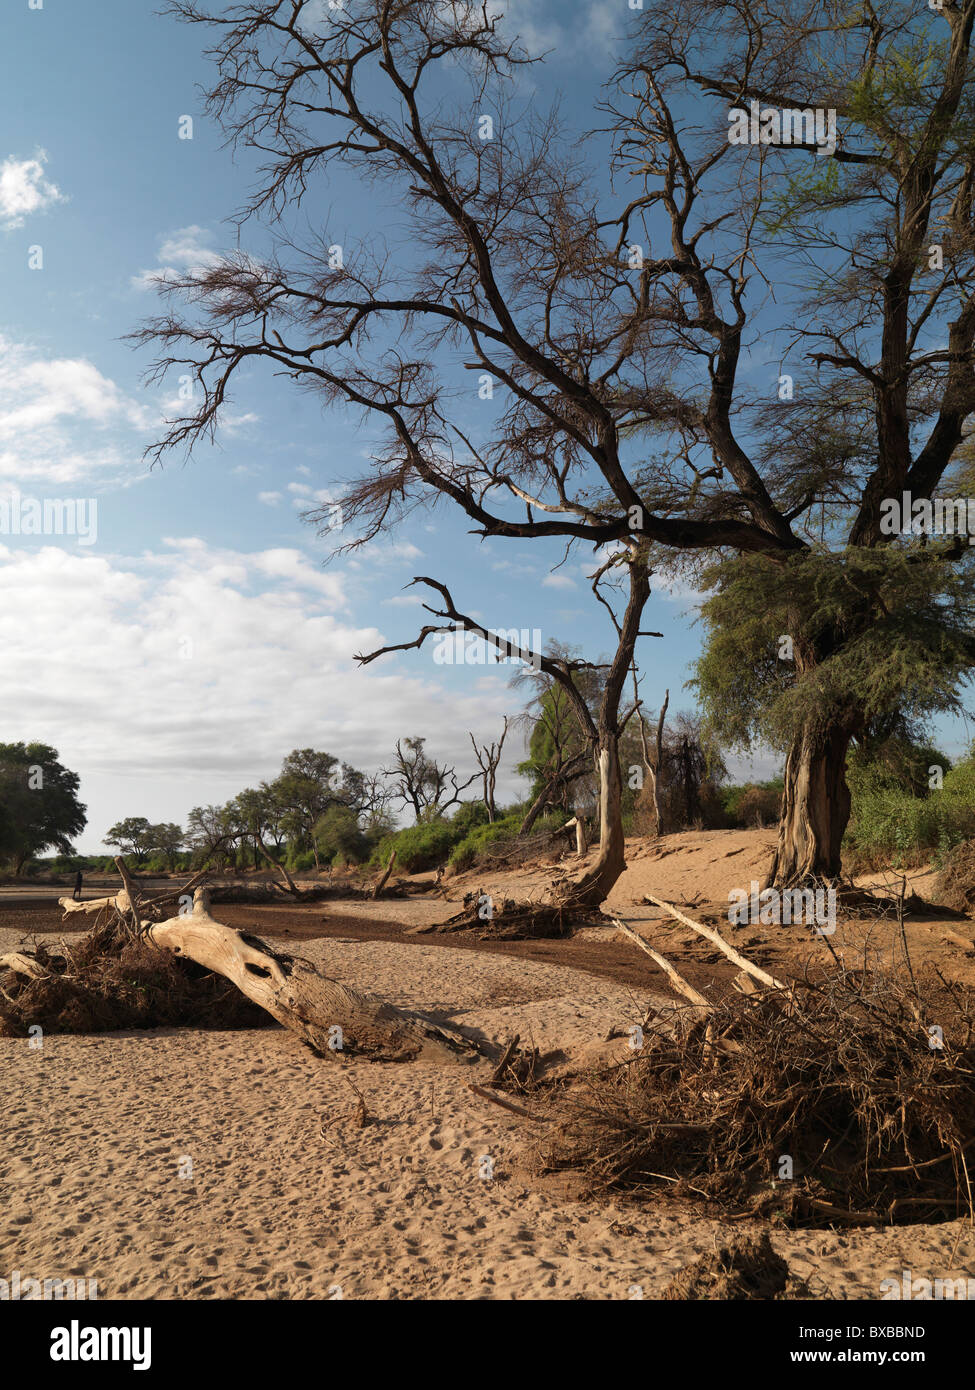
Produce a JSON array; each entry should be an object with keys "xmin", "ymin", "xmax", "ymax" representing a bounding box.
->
[{"xmin": 3, "ymin": 831, "xmax": 975, "ymax": 1300}]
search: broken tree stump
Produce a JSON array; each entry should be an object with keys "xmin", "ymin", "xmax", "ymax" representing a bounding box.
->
[{"xmin": 372, "ymin": 849, "xmax": 397, "ymax": 900}]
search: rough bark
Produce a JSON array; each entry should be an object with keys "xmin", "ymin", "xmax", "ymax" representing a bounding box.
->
[
  {"xmin": 548, "ymin": 736, "xmax": 626, "ymax": 908},
  {"xmin": 145, "ymin": 888, "xmax": 481, "ymax": 1064},
  {"xmin": 765, "ymin": 723, "xmax": 854, "ymax": 889},
  {"xmin": 548, "ymin": 558, "xmax": 652, "ymax": 909}
]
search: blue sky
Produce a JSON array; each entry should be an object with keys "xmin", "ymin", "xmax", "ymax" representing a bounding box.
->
[{"xmin": 0, "ymin": 1, "xmax": 970, "ymax": 852}]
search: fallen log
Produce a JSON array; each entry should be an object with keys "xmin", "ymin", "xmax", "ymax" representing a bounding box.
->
[
  {"xmin": 144, "ymin": 887, "xmax": 483, "ymax": 1064},
  {"xmin": 59, "ymin": 891, "xmax": 132, "ymax": 917}
]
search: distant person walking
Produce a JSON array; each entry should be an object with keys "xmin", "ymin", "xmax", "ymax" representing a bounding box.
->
[{"xmin": 72, "ymin": 870, "xmax": 83, "ymax": 901}]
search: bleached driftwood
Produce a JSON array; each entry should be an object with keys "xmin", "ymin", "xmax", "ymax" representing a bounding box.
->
[
  {"xmin": 59, "ymin": 890, "xmax": 132, "ymax": 916},
  {"xmin": 642, "ymin": 891, "xmax": 797, "ymax": 1004},
  {"xmin": 611, "ymin": 918, "xmax": 712, "ymax": 1014},
  {"xmin": 0, "ymin": 952, "xmax": 50, "ymax": 981},
  {"xmin": 564, "ymin": 816, "xmax": 589, "ymax": 857},
  {"xmin": 144, "ymin": 887, "xmax": 483, "ymax": 1064}
]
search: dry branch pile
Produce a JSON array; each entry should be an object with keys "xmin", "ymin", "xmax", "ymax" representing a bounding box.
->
[
  {"xmin": 936, "ymin": 838, "xmax": 975, "ymax": 916},
  {"xmin": 540, "ymin": 958, "xmax": 975, "ymax": 1225},
  {"xmin": 431, "ymin": 887, "xmax": 602, "ymax": 940},
  {"xmin": 1, "ymin": 859, "xmax": 485, "ymax": 1065},
  {"xmin": 0, "ymin": 917, "xmax": 269, "ymax": 1036}
]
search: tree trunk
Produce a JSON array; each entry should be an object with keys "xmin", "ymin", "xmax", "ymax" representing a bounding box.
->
[
  {"xmin": 372, "ymin": 849, "xmax": 397, "ymax": 900},
  {"xmin": 765, "ymin": 722, "xmax": 853, "ymax": 888},
  {"xmin": 548, "ymin": 735, "xmax": 626, "ymax": 908},
  {"xmin": 517, "ymin": 752, "xmax": 589, "ymax": 836}
]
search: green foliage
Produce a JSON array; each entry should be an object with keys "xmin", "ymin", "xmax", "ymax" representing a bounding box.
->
[
  {"xmin": 448, "ymin": 810, "xmax": 568, "ymax": 872},
  {"xmin": 693, "ymin": 547, "xmax": 975, "ymax": 754},
  {"xmin": 0, "ymin": 742, "xmax": 87, "ymax": 873},
  {"xmin": 105, "ymin": 818, "xmax": 184, "ymax": 866},
  {"xmin": 372, "ymin": 819, "xmax": 461, "ymax": 873},
  {"xmin": 845, "ymin": 744, "xmax": 975, "ymax": 869},
  {"xmin": 285, "ymin": 848, "xmax": 317, "ymax": 873},
  {"xmin": 314, "ymin": 804, "xmax": 369, "ymax": 865},
  {"xmin": 450, "ymin": 800, "xmax": 492, "ymax": 836},
  {"xmin": 448, "ymin": 813, "xmax": 524, "ymax": 871},
  {"xmin": 721, "ymin": 779, "xmax": 784, "ymax": 828}
]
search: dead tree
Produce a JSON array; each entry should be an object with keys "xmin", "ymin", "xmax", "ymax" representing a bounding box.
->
[
  {"xmin": 359, "ymin": 574, "xmax": 659, "ymax": 907},
  {"xmin": 140, "ymin": 0, "xmax": 975, "ymax": 895},
  {"xmin": 384, "ymin": 737, "xmax": 477, "ymax": 824},
  {"xmin": 469, "ymin": 718, "xmax": 509, "ymax": 823},
  {"xmin": 633, "ymin": 683, "xmax": 669, "ymax": 838},
  {"xmin": 516, "ymin": 751, "xmax": 590, "ymax": 837}
]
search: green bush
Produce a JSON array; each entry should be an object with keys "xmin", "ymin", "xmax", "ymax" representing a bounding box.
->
[
  {"xmin": 371, "ymin": 819, "xmax": 461, "ymax": 873},
  {"xmin": 844, "ymin": 752, "xmax": 975, "ymax": 870},
  {"xmin": 314, "ymin": 805, "xmax": 369, "ymax": 866},
  {"xmin": 721, "ymin": 779, "xmax": 784, "ymax": 828},
  {"xmin": 450, "ymin": 800, "xmax": 492, "ymax": 836},
  {"xmin": 286, "ymin": 849, "xmax": 317, "ymax": 873},
  {"xmin": 448, "ymin": 810, "xmax": 569, "ymax": 872}
]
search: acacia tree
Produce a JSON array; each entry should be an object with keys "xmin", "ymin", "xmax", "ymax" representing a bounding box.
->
[
  {"xmin": 104, "ymin": 816, "xmax": 156, "ymax": 865},
  {"xmin": 611, "ymin": 0, "xmax": 975, "ymax": 884},
  {"xmin": 132, "ymin": 0, "xmax": 678, "ymax": 905},
  {"xmin": 268, "ymin": 748, "xmax": 370, "ymax": 869},
  {"xmin": 139, "ymin": 0, "xmax": 975, "ymax": 896},
  {"xmin": 0, "ymin": 742, "xmax": 87, "ymax": 874}
]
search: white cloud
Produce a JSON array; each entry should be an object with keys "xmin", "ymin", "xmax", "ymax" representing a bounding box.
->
[
  {"xmin": 222, "ymin": 410, "xmax": 259, "ymax": 435},
  {"xmin": 489, "ymin": 0, "xmax": 624, "ymax": 61},
  {"xmin": 0, "ymin": 336, "xmax": 151, "ymax": 487},
  {"xmin": 0, "ymin": 539, "xmax": 512, "ymax": 850},
  {"xmin": 542, "ymin": 572, "xmax": 576, "ymax": 590},
  {"xmin": 131, "ymin": 224, "xmax": 224, "ymax": 291},
  {"xmin": 258, "ymin": 491, "xmax": 282, "ymax": 506},
  {"xmin": 0, "ymin": 152, "xmax": 65, "ymax": 230}
]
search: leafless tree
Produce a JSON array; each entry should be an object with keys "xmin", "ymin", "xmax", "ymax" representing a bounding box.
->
[
  {"xmin": 469, "ymin": 717, "xmax": 508, "ymax": 823},
  {"xmin": 383, "ymin": 736, "xmax": 477, "ymax": 823}
]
